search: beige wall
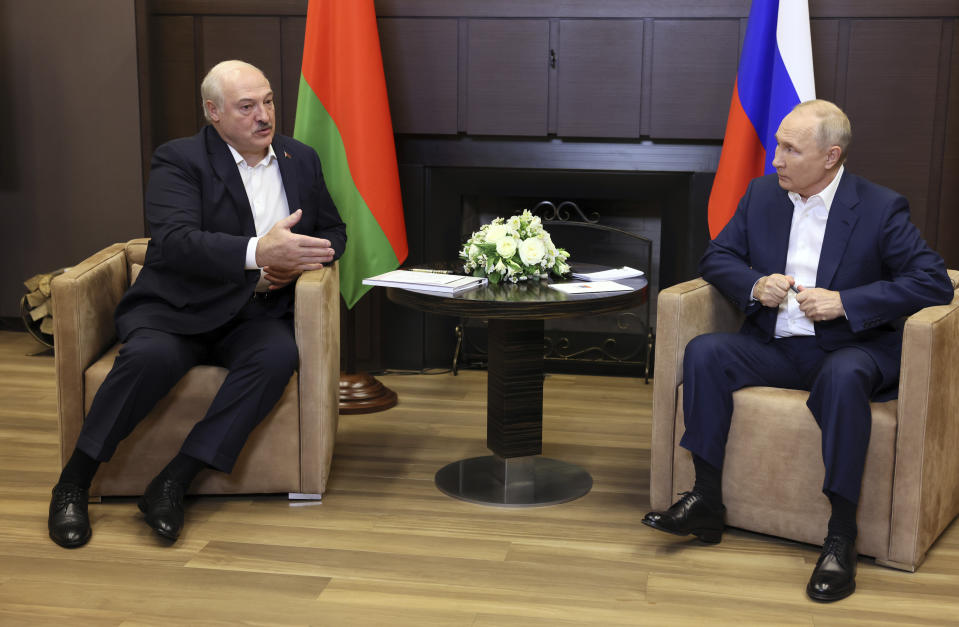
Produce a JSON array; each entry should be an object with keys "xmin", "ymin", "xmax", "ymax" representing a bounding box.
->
[{"xmin": 0, "ymin": 0, "xmax": 144, "ymax": 319}]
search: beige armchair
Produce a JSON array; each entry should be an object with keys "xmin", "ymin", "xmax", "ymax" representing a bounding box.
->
[
  {"xmin": 650, "ymin": 269, "xmax": 959, "ymax": 572},
  {"xmin": 51, "ymin": 238, "xmax": 340, "ymax": 499}
]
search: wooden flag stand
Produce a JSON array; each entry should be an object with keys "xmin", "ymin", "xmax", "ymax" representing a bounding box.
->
[{"xmin": 338, "ymin": 298, "xmax": 397, "ymax": 414}]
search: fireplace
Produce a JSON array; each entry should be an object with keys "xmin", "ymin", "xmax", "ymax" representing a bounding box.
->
[{"xmin": 381, "ymin": 138, "xmax": 717, "ymax": 375}]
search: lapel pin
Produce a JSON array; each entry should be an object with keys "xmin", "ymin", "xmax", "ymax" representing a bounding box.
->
[{"xmin": 284, "ymin": 150, "xmax": 292, "ymax": 159}]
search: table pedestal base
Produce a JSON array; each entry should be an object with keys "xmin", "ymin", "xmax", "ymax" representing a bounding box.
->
[{"xmin": 435, "ymin": 454, "xmax": 592, "ymax": 507}]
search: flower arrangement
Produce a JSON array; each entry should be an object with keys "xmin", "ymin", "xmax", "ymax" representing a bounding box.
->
[{"xmin": 460, "ymin": 209, "xmax": 571, "ymax": 284}]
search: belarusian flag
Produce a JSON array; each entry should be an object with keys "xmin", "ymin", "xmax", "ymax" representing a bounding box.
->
[{"xmin": 294, "ymin": 0, "xmax": 408, "ymax": 308}]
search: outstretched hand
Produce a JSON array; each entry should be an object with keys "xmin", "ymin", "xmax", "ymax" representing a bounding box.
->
[{"xmin": 255, "ymin": 209, "xmax": 335, "ymax": 277}]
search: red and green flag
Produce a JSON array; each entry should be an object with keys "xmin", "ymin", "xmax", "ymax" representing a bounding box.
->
[{"xmin": 294, "ymin": 0, "xmax": 408, "ymax": 308}]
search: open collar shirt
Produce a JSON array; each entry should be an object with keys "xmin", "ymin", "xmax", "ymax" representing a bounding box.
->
[
  {"xmin": 775, "ymin": 165, "xmax": 845, "ymax": 338},
  {"xmin": 228, "ymin": 144, "xmax": 291, "ymax": 292}
]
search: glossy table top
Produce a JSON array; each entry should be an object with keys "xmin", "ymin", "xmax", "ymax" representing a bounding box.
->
[{"xmin": 385, "ymin": 263, "xmax": 648, "ymax": 320}]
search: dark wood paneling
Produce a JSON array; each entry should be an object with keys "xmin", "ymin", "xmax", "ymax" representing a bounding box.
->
[
  {"xmin": 1, "ymin": 0, "xmax": 144, "ymax": 318},
  {"xmin": 280, "ymin": 17, "xmax": 305, "ymax": 138},
  {"xmin": 466, "ymin": 19, "xmax": 550, "ymax": 136},
  {"xmin": 925, "ymin": 20, "xmax": 955, "ymax": 254},
  {"xmin": 375, "ymin": 0, "xmax": 750, "ymax": 18},
  {"xmin": 810, "ymin": 19, "xmax": 840, "ymax": 103},
  {"xmin": 383, "ymin": 165, "xmax": 428, "ymax": 369},
  {"xmin": 199, "ymin": 16, "xmax": 285, "ymax": 129},
  {"xmin": 547, "ymin": 19, "xmax": 560, "ymax": 134},
  {"xmin": 378, "ymin": 18, "xmax": 459, "ymax": 134},
  {"xmin": 150, "ymin": 0, "xmax": 959, "ymax": 20},
  {"xmin": 487, "ymin": 319, "xmax": 544, "ymax": 457},
  {"xmin": 152, "ymin": 0, "xmax": 307, "ymax": 15},
  {"xmin": 940, "ymin": 23, "xmax": 959, "ymax": 269},
  {"xmin": 150, "ymin": 16, "xmax": 198, "ymax": 146},
  {"xmin": 648, "ymin": 20, "xmax": 739, "ymax": 139},
  {"xmin": 808, "ymin": 0, "xmax": 959, "ymax": 18},
  {"xmin": 844, "ymin": 19, "xmax": 943, "ymax": 238},
  {"xmin": 135, "ymin": 0, "xmax": 154, "ymax": 189},
  {"xmin": 396, "ymin": 137, "xmax": 720, "ymax": 172},
  {"xmin": 556, "ymin": 19, "xmax": 644, "ymax": 138}
]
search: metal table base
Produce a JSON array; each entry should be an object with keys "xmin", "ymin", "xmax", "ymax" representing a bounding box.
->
[{"xmin": 435, "ymin": 454, "xmax": 592, "ymax": 507}]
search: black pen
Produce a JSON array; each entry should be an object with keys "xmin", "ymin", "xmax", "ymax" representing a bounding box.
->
[
  {"xmin": 790, "ymin": 284, "xmax": 800, "ymax": 293},
  {"xmin": 409, "ymin": 268, "xmax": 454, "ymax": 275}
]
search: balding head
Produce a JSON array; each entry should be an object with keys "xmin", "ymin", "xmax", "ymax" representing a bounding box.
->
[
  {"xmin": 201, "ymin": 60, "xmax": 268, "ymax": 123},
  {"xmin": 200, "ymin": 60, "xmax": 276, "ymax": 165},
  {"xmin": 791, "ymin": 99, "xmax": 852, "ymax": 165}
]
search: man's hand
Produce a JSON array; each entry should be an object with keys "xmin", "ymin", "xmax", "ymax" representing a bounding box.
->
[
  {"xmin": 255, "ymin": 209, "xmax": 335, "ymax": 273},
  {"xmin": 796, "ymin": 287, "xmax": 845, "ymax": 322},
  {"xmin": 263, "ymin": 266, "xmax": 301, "ymax": 290},
  {"xmin": 753, "ymin": 273, "xmax": 794, "ymax": 308}
]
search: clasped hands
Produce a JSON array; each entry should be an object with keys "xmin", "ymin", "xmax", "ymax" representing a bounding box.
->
[
  {"xmin": 753, "ymin": 273, "xmax": 845, "ymax": 322},
  {"xmin": 255, "ymin": 209, "xmax": 335, "ymax": 290}
]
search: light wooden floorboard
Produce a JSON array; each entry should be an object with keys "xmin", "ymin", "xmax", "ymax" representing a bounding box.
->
[{"xmin": 1, "ymin": 329, "xmax": 958, "ymax": 625}]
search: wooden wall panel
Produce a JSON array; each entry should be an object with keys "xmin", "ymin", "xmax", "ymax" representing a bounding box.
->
[
  {"xmin": 379, "ymin": 18, "xmax": 459, "ymax": 134},
  {"xmin": 280, "ymin": 18, "xmax": 305, "ymax": 138},
  {"xmin": 466, "ymin": 19, "xmax": 550, "ymax": 136},
  {"xmin": 556, "ymin": 19, "xmax": 644, "ymax": 138},
  {"xmin": 810, "ymin": 19, "xmax": 840, "ymax": 103},
  {"xmin": 648, "ymin": 20, "xmax": 739, "ymax": 139},
  {"xmin": 844, "ymin": 19, "xmax": 943, "ymax": 238},
  {"xmin": 1, "ymin": 0, "xmax": 144, "ymax": 318},
  {"xmin": 199, "ymin": 17, "xmax": 285, "ymax": 130},
  {"xmin": 940, "ymin": 23, "xmax": 959, "ymax": 269},
  {"xmin": 150, "ymin": 16, "xmax": 199, "ymax": 146}
]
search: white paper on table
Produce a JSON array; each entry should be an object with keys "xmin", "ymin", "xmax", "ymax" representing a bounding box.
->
[
  {"xmin": 548, "ymin": 280, "xmax": 634, "ymax": 294},
  {"xmin": 571, "ymin": 266, "xmax": 644, "ymax": 281},
  {"xmin": 362, "ymin": 269, "xmax": 487, "ymax": 294}
]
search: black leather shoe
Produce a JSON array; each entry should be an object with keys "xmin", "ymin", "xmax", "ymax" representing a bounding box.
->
[
  {"xmin": 48, "ymin": 482, "xmax": 92, "ymax": 548},
  {"xmin": 138, "ymin": 475, "xmax": 185, "ymax": 541},
  {"xmin": 642, "ymin": 490, "xmax": 725, "ymax": 544},
  {"xmin": 807, "ymin": 535, "xmax": 857, "ymax": 602}
]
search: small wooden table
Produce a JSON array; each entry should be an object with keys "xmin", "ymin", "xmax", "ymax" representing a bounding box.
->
[{"xmin": 387, "ymin": 266, "xmax": 648, "ymax": 507}]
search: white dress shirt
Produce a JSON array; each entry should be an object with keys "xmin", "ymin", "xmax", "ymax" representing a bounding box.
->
[
  {"xmin": 774, "ymin": 165, "xmax": 845, "ymax": 337},
  {"xmin": 227, "ymin": 144, "xmax": 291, "ymax": 291}
]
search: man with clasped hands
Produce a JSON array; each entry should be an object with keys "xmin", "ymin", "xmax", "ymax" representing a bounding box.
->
[
  {"xmin": 48, "ymin": 60, "xmax": 346, "ymax": 547},
  {"xmin": 642, "ymin": 100, "xmax": 953, "ymax": 602}
]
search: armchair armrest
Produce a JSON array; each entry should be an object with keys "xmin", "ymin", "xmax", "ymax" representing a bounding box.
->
[
  {"xmin": 50, "ymin": 242, "xmax": 132, "ymax": 467},
  {"xmin": 887, "ymin": 275, "xmax": 959, "ymax": 568},
  {"xmin": 650, "ymin": 277, "xmax": 743, "ymax": 509},
  {"xmin": 294, "ymin": 263, "xmax": 340, "ymax": 495}
]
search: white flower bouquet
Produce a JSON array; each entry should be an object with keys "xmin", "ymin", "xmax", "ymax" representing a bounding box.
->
[{"xmin": 460, "ymin": 209, "xmax": 571, "ymax": 284}]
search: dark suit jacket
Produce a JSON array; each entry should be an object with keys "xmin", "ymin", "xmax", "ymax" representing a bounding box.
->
[
  {"xmin": 115, "ymin": 126, "xmax": 347, "ymax": 341},
  {"xmin": 700, "ymin": 171, "xmax": 953, "ymax": 394}
]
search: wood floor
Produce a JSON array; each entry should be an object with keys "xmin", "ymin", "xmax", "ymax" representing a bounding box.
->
[{"xmin": 2, "ymin": 329, "xmax": 958, "ymax": 626}]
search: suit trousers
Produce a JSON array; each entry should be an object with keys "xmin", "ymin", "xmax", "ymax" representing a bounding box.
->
[
  {"xmin": 75, "ymin": 299, "xmax": 298, "ymax": 473},
  {"xmin": 679, "ymin": 332, "xmax": 885, "ymax": 504}
]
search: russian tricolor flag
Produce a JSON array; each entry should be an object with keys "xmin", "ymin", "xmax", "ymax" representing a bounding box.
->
[{"xmin": 708, "ymin": 0, "xmax": 816, "ymax": 238}]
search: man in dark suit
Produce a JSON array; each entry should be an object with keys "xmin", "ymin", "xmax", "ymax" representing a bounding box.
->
[
  {"xmin": 642, "ymin": 100, "xmax": 953, "ymax": 602},
  {"xmin": 48, "ymin": 60, "xmax": 346, "ymax": 548}
]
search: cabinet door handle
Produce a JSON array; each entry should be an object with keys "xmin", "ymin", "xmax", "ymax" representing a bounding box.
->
[{"xmin": 550, "ymin": 49, "xmax": 556, "ymax": 69}]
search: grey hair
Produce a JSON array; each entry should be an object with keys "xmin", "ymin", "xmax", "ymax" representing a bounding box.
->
[
  {"xmin": 200, "ymin": 60, "xmax": 267, "ymax": 123},
  {"xmin": 792, "ymin": 99, "xmax": 852, "ymax": 165}
]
